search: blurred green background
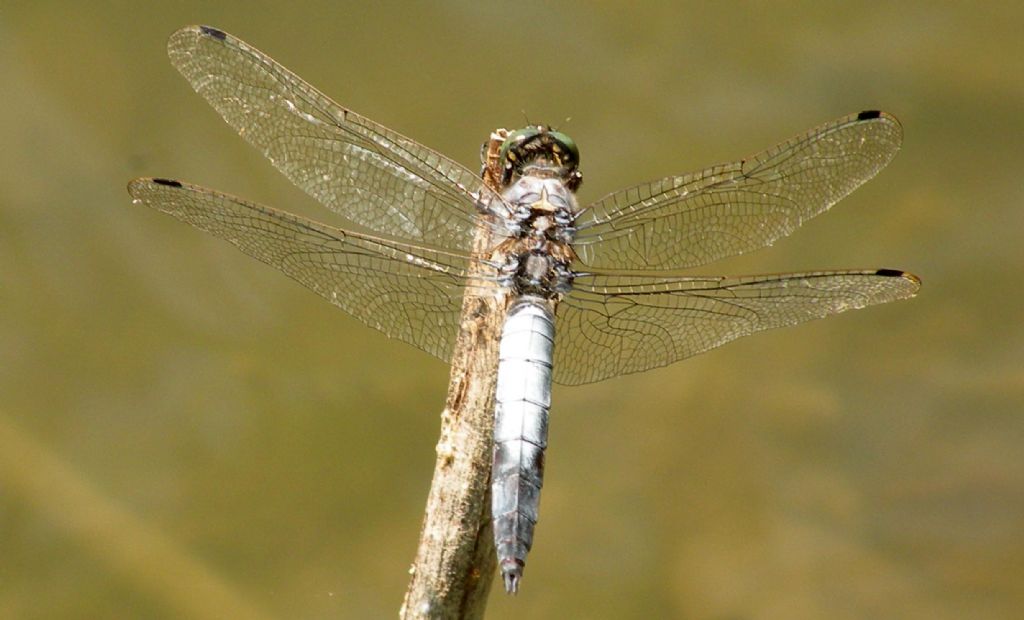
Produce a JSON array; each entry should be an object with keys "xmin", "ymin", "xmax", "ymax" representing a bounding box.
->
[{"xmin": 2, "ymin": 1, "xmax": 1021, "ymax": 618}]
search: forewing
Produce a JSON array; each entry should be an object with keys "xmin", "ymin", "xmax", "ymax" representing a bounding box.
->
[
  {"xmin": 167, "ymin": 25, "xmax": 493, "ymax": 250},
  {"xmin": 128, "ymin": 178, "xmax": 472, "ymax": 362},
  {"xmin": 553, "ymin": 268, "xmax": 920, "ymax": 385},
  {"xmin": 574, "ymin": 111, "xmax": 903, "ymax": 270}
]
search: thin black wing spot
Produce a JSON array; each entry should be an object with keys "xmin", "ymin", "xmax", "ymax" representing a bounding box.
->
[
  {"xmin": 128, "ymin": 177, "xmax": 475, "ymax": 363},
  {"xmin": 554, "ymin": 270, "xmax": 920, "ymax": 385},
  {"xmin": 574, "ymin": 111, "xmax": 903, "ymax": 271},
  {"xmin": 166, "ymin": 25, "xmax": 497, "ymax": 251},
  {"xmin": 875, "ymin": 269, "xmax": 921, "ymax": 287},
  {"xmin": 198, "ymin": 25, "xmax": 227, "ymax": 40}
]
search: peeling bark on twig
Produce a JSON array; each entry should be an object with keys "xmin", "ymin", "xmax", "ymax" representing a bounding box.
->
[{"xmin": 400, "ymin": 132, "xmax": 509, "ymax": 619}]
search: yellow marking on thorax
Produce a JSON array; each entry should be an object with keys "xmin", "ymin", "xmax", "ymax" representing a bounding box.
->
[{"xmin": 531, "ymin": 187, "xmax": 557, "ymax": 213}]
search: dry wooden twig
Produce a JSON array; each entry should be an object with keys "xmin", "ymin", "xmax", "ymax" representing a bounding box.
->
[{"xmin": 400, "ymin": 131, "xmax": 509, "ymax": 619}]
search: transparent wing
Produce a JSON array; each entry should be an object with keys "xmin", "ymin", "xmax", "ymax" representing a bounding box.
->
[
  {"xmin": 553, "ymin": 268, "xmax": 920, "ymax": 385},
  {"xmin": 128, "ymin": 177, "xmax": 475, "ymax": 361},
  {"xmin": 573, "ymin": 111, "xmax": 903, "ymax": 270},
  {"xmin": 167, "ymin": 25, "xmax": 496, "ymax": 250}
]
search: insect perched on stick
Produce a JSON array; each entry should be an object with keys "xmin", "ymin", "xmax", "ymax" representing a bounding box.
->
[{"xmin": 130, "ymin": 25, "xmax": 920, "ymax": 600}]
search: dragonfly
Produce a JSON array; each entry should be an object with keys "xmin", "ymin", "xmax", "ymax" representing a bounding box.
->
[{"xmin": 129, "ymin": 25, "xmax": 920, "ymax": 595}]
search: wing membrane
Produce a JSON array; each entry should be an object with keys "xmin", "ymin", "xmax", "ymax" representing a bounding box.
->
[
  {"xmin": 573, "ymin": 111, "xmax": 902, "ymax": 270},
  {"xmin": 167, "ymin": 25, "xmax": 495, "ymax": 250},
  {"xmin": 143, "ymin": 30, "xmax": 920, "ymax": 387},
  {"xmin": 554, "ymin": 268, "xmax": 920, "ymax": 385},
  {"xmin": 128, "ymin": 177, "xmax": 474, "ymax": 361}
]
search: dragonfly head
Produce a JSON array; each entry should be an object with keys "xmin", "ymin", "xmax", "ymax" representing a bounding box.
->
[{"xmin": 499, "ymin": 126, "xmax": 583, "ymax": 191}]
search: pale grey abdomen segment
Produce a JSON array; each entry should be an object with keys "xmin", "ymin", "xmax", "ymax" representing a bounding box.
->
[{"xmin": 492, "ymin": 298, "xmax": 554, "ymax": 594}]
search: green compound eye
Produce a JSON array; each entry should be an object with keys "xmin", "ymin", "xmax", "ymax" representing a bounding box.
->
[
  {"xmin": 546, "ymin": 130, "xmax": 579, "ymax": 165},
  {"xmin": 499, "ymin": 127, "xmax": 543, "ymax": 165},
  {"xmin": 499, "ymin": 126, "xmax": 579, "ymax": 169},
  {"xmin": 497, "ymin": 125, "xmax": 581, "ymax": 190}
]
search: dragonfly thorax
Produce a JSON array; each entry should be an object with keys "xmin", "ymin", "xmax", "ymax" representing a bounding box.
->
[
  {"xmin": 496, "ymin": 248, "xmax": 574, "ymax": 297},
  {"xmin": 501, "ymin": 175, "xmax": 579, "ymax": 244},
  {"xmin": 496, "ymin": 171, "xmax": 579, "ymax": 298}
]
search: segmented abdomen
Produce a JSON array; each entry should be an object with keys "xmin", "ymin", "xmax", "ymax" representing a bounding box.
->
[{"xmin": 492, "ymin": 297, "xmax": 554, "ymax": 594}]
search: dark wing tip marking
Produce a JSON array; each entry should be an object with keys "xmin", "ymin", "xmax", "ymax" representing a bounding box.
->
[
  {"xmin": 876, "ymin": 268, "xmax": 922, "ymax": 288},
  {"xmin": 857, "ymin": 110, "xmax": 883, "ymax": 120},
  {"xmin": 198, "ymin": 25, "xmax": 228, "ymax": 40},
  {"xmin": 152, "ymin": 178, "xmax": 184, "ymax": 188}
]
